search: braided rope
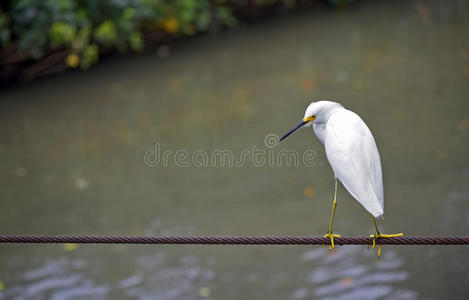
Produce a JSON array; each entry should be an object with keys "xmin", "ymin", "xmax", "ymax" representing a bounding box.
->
[{"xmin": 0, "ymin": 235, "xmax": 468, "ymax": 245}]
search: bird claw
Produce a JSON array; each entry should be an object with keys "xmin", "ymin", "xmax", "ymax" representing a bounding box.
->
[
  {"xmin": 369, "ymin": 233, "xmax": 403, "ymax": 257},
  {"xmin": 323, "ymin": 232, "xmax": 341, "ymax": 250},
  {"xmin": 377, "ymin": 233, "xmax": 404, "ymax": 238}
]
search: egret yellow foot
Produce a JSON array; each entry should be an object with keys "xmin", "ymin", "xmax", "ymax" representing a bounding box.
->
[
  {"xmin": 323, "ymin": 232, "xmax": 341, "ymax": 250},
  {"xmin": 369, "ymin": 233, "xmax": 403, "ymax": 257}
]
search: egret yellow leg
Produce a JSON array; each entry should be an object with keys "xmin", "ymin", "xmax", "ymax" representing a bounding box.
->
[
  {"xmin": 369, "ymin": 215, "xmax": 403, "ymax": 257},
  {"xmin": 324, "ymin": 178, "xmax": 341, "ymax": 250}
]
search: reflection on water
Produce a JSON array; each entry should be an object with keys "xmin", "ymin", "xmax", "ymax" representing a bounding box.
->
[
  {"xmin": 303, "ymin": 248, "xmax": 412, "ymax": 300},
  {"xmin": 1, "ymin": 0, "xmax": 469, "ymax": 299},
  {"xmin": 3, "ymin": 223, "xmax": 216, "ymax": 300},
  {"xmin": 1, "ymin": 220, "xmax": 410, "ymax": 300},
  {"xmin": 3, "ymin": 258, "xmax": 107, "ymax": 299}
]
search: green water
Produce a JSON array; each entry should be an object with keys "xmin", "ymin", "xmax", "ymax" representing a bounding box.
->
[{"xmin": 1, "ymin": 0, "xmax": 468, "ymax": 299}]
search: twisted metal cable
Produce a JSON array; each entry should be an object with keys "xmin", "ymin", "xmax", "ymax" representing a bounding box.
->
[{"xmin": 0, "ymin": 235, "xmax": 468, "ymax": 245}]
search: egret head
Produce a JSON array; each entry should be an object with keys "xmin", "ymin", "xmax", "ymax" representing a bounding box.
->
[{"xmin": 279, "ymin": 100, "xmax": 343, "ymax": 142}]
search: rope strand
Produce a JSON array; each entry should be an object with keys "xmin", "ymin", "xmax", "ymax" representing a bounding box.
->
[{"xmin": 0, "ymin": 235, "xmax": 468, "ymax": 245}]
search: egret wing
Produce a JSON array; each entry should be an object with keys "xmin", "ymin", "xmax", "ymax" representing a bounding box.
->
[{"xmin": 324, "ymin": 110, "xmax": 384, "ymax": 217}]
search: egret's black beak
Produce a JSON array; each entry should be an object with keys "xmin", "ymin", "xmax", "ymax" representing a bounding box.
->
[{"xmin": 279, "ymin": 120, "xmax": 309, "ymax": 142}]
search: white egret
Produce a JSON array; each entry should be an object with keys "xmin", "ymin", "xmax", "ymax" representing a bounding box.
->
[{"xmin": 280, "ymin": 100, "xmax": 402, "ymax": 256}]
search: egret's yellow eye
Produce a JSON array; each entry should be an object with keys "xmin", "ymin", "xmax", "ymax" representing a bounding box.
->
[{"xmin": 303, "ymin": 115, "xmax": 316, "ymax": 122}]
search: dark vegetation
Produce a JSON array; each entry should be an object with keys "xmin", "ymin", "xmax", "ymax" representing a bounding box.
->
[{"xmin": 0, "ymin": 0, "xmax": 354, "ymax": 84}]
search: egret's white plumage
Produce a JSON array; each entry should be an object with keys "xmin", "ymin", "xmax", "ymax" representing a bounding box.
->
[
  {"xmin": 280, "ymin": 100, "xmax": 402, "ymax": 254},
  {"xmin": 306, "ymin": 101, "xmax": 384, "ymax": 217}
]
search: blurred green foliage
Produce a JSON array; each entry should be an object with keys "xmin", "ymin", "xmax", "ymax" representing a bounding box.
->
[
  {"xmin": 0, "ymin": 9, "xmax": 10, "ymax": 47},
  {"xmin": 1, "ymin": 0, "xmax": 354, "ymax": 70}
]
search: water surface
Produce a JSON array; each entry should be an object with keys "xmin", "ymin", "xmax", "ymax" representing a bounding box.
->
[{"xmin": 1, "ymin": 0, "xmax": 468, "ymax": 299}]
